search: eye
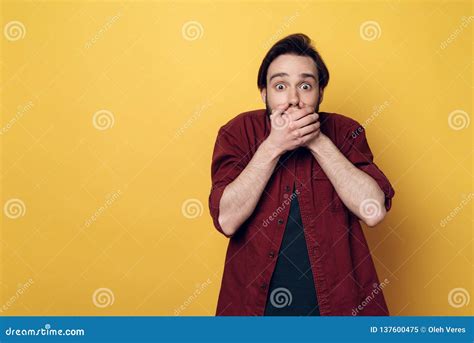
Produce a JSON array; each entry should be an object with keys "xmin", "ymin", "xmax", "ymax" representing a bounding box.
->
[
  {"xmin": 300, "ymin": 83, "xmax": 312, "ymax": 90},
  {"xmin": 275, "ymin": 83, "xmax": 285, "ymax": 90}
]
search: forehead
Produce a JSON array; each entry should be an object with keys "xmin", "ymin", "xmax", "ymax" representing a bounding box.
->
[{"xmin": 267, "ymin": 54, "xmax": 318, "ymax": 78}]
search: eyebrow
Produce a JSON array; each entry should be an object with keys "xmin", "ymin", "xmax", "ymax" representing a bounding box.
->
[{"xmin": 268, "ymin": 72, "xmax": 317, "ymax": 82}]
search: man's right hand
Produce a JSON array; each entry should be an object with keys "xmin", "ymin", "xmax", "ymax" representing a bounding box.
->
[{"xmin": 265, "ymin": 103, "xmax": 320, "ymax": 156}]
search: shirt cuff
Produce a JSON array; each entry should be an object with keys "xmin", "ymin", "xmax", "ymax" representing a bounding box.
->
[
  {"xmin": 358, "ymin": 164, "xmax": 395, "ymax": 212},
  {"xmin": 208, "ymin": 184, "xmax": 232, "ymax": 238}
]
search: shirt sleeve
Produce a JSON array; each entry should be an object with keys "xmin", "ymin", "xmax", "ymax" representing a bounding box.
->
[
  {"xmin": 208, "ymin": 126, "xmax": 250, "ymax": 237},
  {"xmin": 340, "ymin": 122, "xmax": 395, "ymax": 212}
]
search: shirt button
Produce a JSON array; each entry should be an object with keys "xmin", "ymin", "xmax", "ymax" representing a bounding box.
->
[
  {"xmin": 269, "ymin": 251, "xmax": 275, "ymax": 258},
  {"xmin": 285, "ymin": 185, "xmax": 291, "ymax": 192},
  {"xmin": 260, "ymin": 282, "xmax": 267, "ymax": 290},
  {"xmin": 277, "ymin": 219, "xmax": 283, "ymax": 225}
]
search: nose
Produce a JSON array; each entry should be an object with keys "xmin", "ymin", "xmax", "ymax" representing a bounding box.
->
[{"xmin": 288, "ymin": 87, "xmax": 301, "ymax": 108}]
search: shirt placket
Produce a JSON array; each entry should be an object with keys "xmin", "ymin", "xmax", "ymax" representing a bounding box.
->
[
  {"xmin": 295, "ymin": 152, "xmax": 332, "ymax": 315},
  {"xmin": 256, "ymin": 153, "xmax": 297, "ymax": 315}
]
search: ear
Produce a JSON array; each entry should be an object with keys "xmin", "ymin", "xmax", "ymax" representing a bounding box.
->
[
  {"xmin": 260, "ymin": 88, "xmax": 267, "ymax": 104},
  {"xmin": 318, "ymin": 88, "xmax": 324, "ymax": 104}
]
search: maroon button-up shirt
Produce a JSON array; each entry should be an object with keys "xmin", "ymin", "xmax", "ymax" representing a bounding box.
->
[{"xmin": 208, "ymin": 109, "xmax": 395, "ymax": 316}]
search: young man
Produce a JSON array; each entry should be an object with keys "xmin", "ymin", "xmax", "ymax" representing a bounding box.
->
[{"xmin": 208, "ymin": 33, "xmax": 395, "ymax": 316}]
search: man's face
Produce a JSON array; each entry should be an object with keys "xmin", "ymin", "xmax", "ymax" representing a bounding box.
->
[{"xmin": 262, "ymin": 54, "xmax": 323, "ymax": 115}]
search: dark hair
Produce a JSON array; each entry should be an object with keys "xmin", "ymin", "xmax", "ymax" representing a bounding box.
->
[{"xmin": 257, "ymin": 33, "xmax": 329, "ymax": 91}]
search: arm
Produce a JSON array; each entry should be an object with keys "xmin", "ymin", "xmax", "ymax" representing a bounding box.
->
[
  {"xmin": 307, "ymin": 134, "xmax": 386, "ymax": 227},
  {"xmin": 218, "ymin": 140, "xmax": 280, "ymax": 237},
  {"xmin": 217, "ymin": 104, "xmax": 319, "ymax": 237}
]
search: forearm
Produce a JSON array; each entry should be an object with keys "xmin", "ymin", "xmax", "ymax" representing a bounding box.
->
[
  {"xmin": 218, "ymin": 140, "xmax": 281, "ymax": 237},
  {"xmin": 308, "ymin": 135, "xmax": 386, "ymax": 226}
]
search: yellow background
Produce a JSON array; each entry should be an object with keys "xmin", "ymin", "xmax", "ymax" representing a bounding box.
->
[{"xmin": 1, "ymin": 0, "xmax": 472, "ymax": 315}]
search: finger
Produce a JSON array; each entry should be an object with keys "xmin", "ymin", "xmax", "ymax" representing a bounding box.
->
[
  {"xmin": 283, "ymin": 105, "xmax": 305, "ymax": 116},
  {"xmin": 296, "ymin": 123, "xmax": 320, "ymax": 137},
  {"xmin": 292, "ymin": 113, "xmax": 319, "ymax": 129},
  {"xmin": 270, "ymin": 103, "xmax": 290, "ymax": 117},
  {"xmin": 271, "ymin": 113, "xmax": 291, "ymax": 130},
  {"xmin": 288, "ymin": 106, "xmax": 315, "ymax": 121},
  {"xmin": 301, "ymin": 130, "xmax": 320, "ymax": 145}
]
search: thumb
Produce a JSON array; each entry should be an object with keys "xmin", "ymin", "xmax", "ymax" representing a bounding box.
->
[
  {"xmin": 269, "ymin": 105, "xmax": 291, "ymax": 130},
  {"xmin": 269, "ymin": 104, "xmax": 290, "ymax": 119}
]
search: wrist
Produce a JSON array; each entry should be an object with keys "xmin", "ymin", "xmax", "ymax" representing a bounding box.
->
[
  {"xmin": 260, "ymin": 139, "xmax": 283, "ymax": 162},
  {"xmin": 308, "ymin": 133, "xmax": 330, "ymax": 156}
]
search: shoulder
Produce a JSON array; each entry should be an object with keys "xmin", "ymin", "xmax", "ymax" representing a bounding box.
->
[
  {"xmin": 320, "ymin": 112, "xmax": 367, "ymax": 149},
  {"xmin": 213, "ymin": 109, "xmax": 267, "ymax": 157},
  {"xmin": 219, "ymin": 108, "xmax": 266, "ymax": 133},
  {"xmin": 320, "ymin": 111, "xmax": 361, "ymax": 131},
  {"xmin": 217, "ymin": 109, "xmax": 267, "ymax": 148}
]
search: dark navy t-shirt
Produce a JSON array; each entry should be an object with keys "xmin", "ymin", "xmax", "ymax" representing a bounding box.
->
[{"xmin": 264, "ymin": 183, "xmax": 320, "ymax": 316}]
